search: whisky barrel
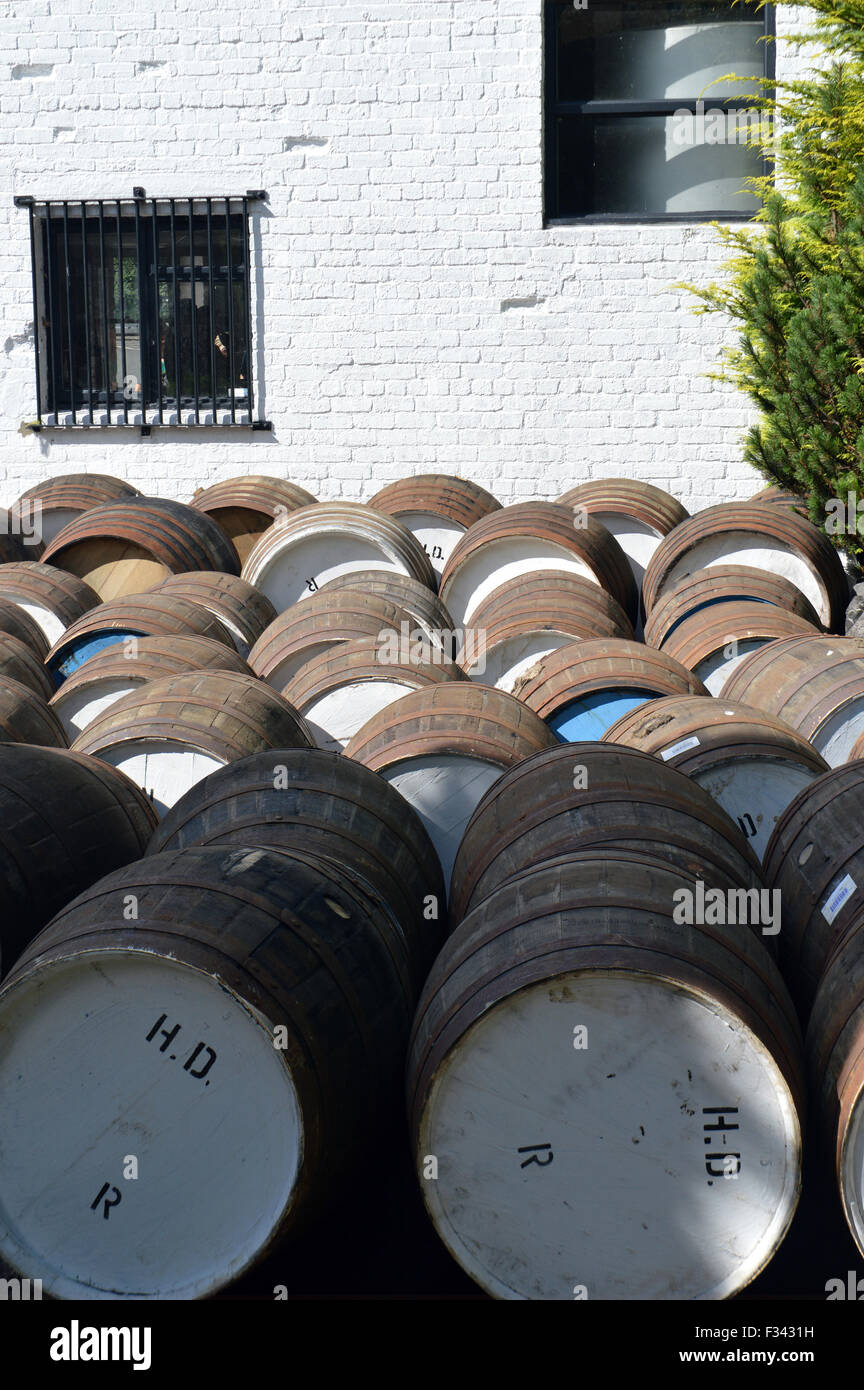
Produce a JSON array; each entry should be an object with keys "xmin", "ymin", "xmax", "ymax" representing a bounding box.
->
[
  {"xmin": 249, "ymin": 589, "xmax": 432, "ymax": 690},
  {"xmin": 408, "ymin": 850, "xmax": 803, "ymax": 1299},
  {"xmin": 0, "ymin": 844, "xmax": 415, "ymax": 1299},
  {"xmin": 750, "ymin": 486, "xmax": 811, "ymax": 519},
  {"xmin": 463, "ymin": 573, "xmax": 633, "ymax": 690},
  {"xmin": 344, "ymin": 683, "xmax": 557, "ymax": 888},
  {"xmin": 449, "ymin": 741, "xmax": 765, "ymax": 923},
  {"xmin": 0, "ymin": 633, "xmax": 55, "ymax": 701},
  {"xmin": 0, "ymin": 597, "xmax": 50, "ymax": 661},
  {"xmin": 439, "ymin": 502, "xmax": 637, "ymax": 628},
  {"xmin": 643, "ymin": 565, "xmax": 823, "ymax": 652},
  {"xmin": 0, "ymin": 678, "xmax": 67, "ymax": 749},
  {"xmin": 603, "ymin": 696, "xmax": 828, "ymax": 861},
  {"xmin": 50, "ymin": 636, "xmax": 252, "ymax": 742},
  {"xmin": 149, "ymin": 572, "xmax": 277, "ymax": 657},
  {"xmin": 0, "ymin": 562, "xmax": 101, "ymax": 645},
  {"xmin": 721, "ymin": 635, "xmax": 864, "ymax": 765},
  {"xmin": 763, "ymin": 764, "xmax": 864, "ymax": 1010},
  {"xmin": 282, "ymin": 636, "xmax": 464, "ymax": 753},
  {"xmin": 41, "ymin": 497, "xmax": 241, "ymax": 601},
  {"xmin": 557, "ymin": 479, "xmax": 688, "ymax": 589},
  {"xmin": 189, "ymin": 475, "xmax": 317, "ymax": 565},
  {"xmin": 0, "ymin": 744, "xmax": 156, "ymax": 973},
  {"xmin": 147, "ymin": 746, "xmax": 447, "ymax": 985},
  {"xmin": 642, "ymin": 502, "xmax": 848, "ymax": 631},
  {"xmin": 318, "ymin": 570, "xmax": 455, "ymax": 642},
  {"xmin": 510, "ymin": 637, "xmax": 706, "ymax": 741},
  {"xmin": 9, "ymin": 472, "xmax": 140, "ymax": 546},
  {"xmin": 46, "ymin": 593, "xmax": 236, "ymax": 683},
  {"xmin": 369, "ymin": 474, "xmax": 501, "ymax": 581},
  {"xmin": 657, "ymin": 601, "xmax": 820, "ymax": 695},
  {"xmin": 241, "ymin": 502, "xmax": 436, "ymax": 611},
  {"xmin": 71, "ymin": 670, "xmax": 314, "ymax": 814}
]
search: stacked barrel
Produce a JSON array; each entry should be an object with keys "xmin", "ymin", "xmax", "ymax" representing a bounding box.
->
[{"xmin": 0, "ymin": 466, "xmax": 858, "ymax": 1301}]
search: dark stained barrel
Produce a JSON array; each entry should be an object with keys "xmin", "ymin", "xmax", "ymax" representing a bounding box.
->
[
  {"xmin": 189, "ymin": 475, "xmax": 317, "ymax": 564},
  {"xmin": 643, "ymin": 564, "xmax": 823, "ymax": 651},
  {"xmin": 0, "ymin": 678, "xmax": 67, "ymax": 749},
  {"xmin": 0, "ymin": 744, "xmax": 156, "ymax": 973},
  {"xmin": 0, "ymin": 562, "xmax": 101, "ymax": 645},
  {"xmin": 0, "ymin": 633, "xmax": 56, "ymax": 700},
  {"xmin": 46, "ymin": 592, "xmax": 236, "ymax": 682},
  {"xmin": 148, "ymin": 572, "xmax": 277, "ymax": 656},
  {"xmin": 9, "ymin": 473, "xmax": 140, "ymax": 547},
  {"xmin": 0, "ymin": 844, "xmax": 416, "ymax": 1299},
  {"xmin": 0, "ymin": 597, "xmax": 50, "ymax": 660},
  {"xmin": 408, "ymin": 849, "xmax": 803, "ymax": 1299},
  {"xmin": 657, "ymin": 601, "xmax": 820, "ymax": 696},
  {"xmin": 0, "ymin": 517, "xmax": 41, "ymax": 563}
]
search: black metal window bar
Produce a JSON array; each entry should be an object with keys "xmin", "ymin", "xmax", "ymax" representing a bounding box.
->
[{"xmin": 14, "ymin": 190, "xmax": 271, "ymax": 433}]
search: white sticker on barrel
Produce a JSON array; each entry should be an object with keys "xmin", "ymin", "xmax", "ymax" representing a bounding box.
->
[
  {"xmin": 821, "ymin": 873, "xmax": 857, "ymax": 925},
  {"xmin": 660, "ymin": 735, "xmax": 700, "ymax": 761}
]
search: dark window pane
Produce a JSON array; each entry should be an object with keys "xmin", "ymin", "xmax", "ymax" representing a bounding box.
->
[{"xmin": 157, "ymin": 214, "xmax": 245, "ymax": 408}]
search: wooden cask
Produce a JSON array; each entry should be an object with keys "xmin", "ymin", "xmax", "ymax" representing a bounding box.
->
[
  {"xmin": 47, "ymin": 593, "xmax": 236, "ymax": 683},
  {"xmin": 642, "ymin": 502, "xmax": 848, "ymax": 631},
  {"xmin": 0, "ymin": 633, "xmax": 56, "ymax": 701},
  {"xmin": 0, "ymin": 844, "xmax": 415, "ymax": 1299},
  {"xmin": 0, "ymin": 744, "xmax": 156, "ymax": 973},
  {"xmin": 0, "ymin": 597, "xmax": 50, "ymax": 661},
  {"xmin": 189, "ymin": 475, "xmax": 317, "ymax": 565},
  {"xmin": 41, "ymin": 497, "xmax": 241, "ymax": 602},
  {"xmin": 0, "ymin": 562, "xmax": 100, "ymax": 645},
  {"xmin": 344, "ymin": 683, "xmax": 558, "ymax": 890},
  {"xmin": 9, "ymin": 473, "xmax": 140, "ymax": 547},
  {"xmin": 0, "ymin": 678, "xmax": 67, "ymax": 749},
  {"xmin": 557, "ymin": 479, "xmax": 688, "ymax": 591},
  {"xmin": 50, "ymin": 635, "xmax": 252, "ymax": 742},
  {"xmin": 149, "ymin": 572, "xmax": 277, "ymax": 657},
  {"xmin": 439, "ymin": 501, "xmax": 637, "ymax": 628},
  {"xmin": 510, "ymin": 636, "xmax": 706, "ymax": 741},
  {"xmin": 657, "ymin": 601, "xmax": 820, "ymax": 695},
  {"xmin": 241, "ymin": 502, "xmax": 436, "ymax": 611},
  {"xmin": 282, "ymin": 636, "xmax": 465, "ymax": 753},
  {"xmin": 721, "ymin": 635, "xmax": 864, "ymax": 766},
  {"xmin": 71, "ymin": 670, "xmax": 314, "ymax": 814},
  {"xmin": 318, "ymin": 570, "xmax": 456, "ymax": 641},
  {"xmin": 147, "ymin": 746, "xmax": 447, "ymax": 986},
  {"xmin": 449, "ymin": 741, "xmax": 765, "ymax": 923},
  {"xmin": 643, "ymin": 564, "xmax": 823, "ymax": 652},
  {"xmin": 369, "ymin": 474, "xmax": 501, "ymax": 582},
  {"xmin": 603, "ymin": 695, "xmax": 828, "ymax": 861},
  {"xmin": 408, "ymin": 850, "xmax": 803, "ymax": 1299},
  {"xmin": 750, "ymin": 486, "xmax": 811, "ymax": 518}
]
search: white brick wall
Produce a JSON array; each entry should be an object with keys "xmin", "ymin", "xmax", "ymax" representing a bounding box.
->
[{"xmin": 0, "ymin": 0, "xmax": 807, "ymax": 513}]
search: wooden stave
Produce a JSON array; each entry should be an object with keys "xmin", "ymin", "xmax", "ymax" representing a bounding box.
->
[
  {"xmin": 46, "ymin": 594, "xmax": 237, "ymax": 676},
  {"xmin": 10, "ymin": 473, "xmax": 140, "ymax": 518},
  {"xmin": 282, "ymin": 635, "xmax": 464, "ymax": 714},
  {"xmin": 0, "ymin": 843, "xmax": 416, "ymax": 1295},
  {"xmin": 148, "ymin": 572, "xmax": 277, "ymax": 653},
  {"xmin": 0, "ymin": 597, "xmax": 50, "ymax": 661},
  {"xmin": 467, "ymin": 571, "xmax": 634, "ymax": 645},
  {"xmin": 449, "ymin": 741, "xmax": 764, "ymax": 924},
  {"xmin": 249, "ymin": 590, "xmax": 427, "ymax": 684},
  {"xmin": 317, "ymin": 570, "xmax": 455, "ymax": 634},
  {"xmin": 720, "ymin": 636, "xmax": 864, "ymax": 745},
  {"xmin": 644, "ymin": 565, "xmax": 823, "ymax": 650},
  {"xmin": 241, "ymin": 502, "xmax": 437, "ymax": 594},
  {"xmin": 0, "ymin": 562, "xmax": 101, "ymax": 633},
  {"xmin": 190, "ymin": 475, "xmax": 317, "ymax": 517},
  {"xmin": 146, "ymin": 746, "xmax": 447, "ymax": 987},
  {"xmin": 0, "ymin": 633, "xmax": 57, "ymax": 701},
  {"xmin": 509, "ymin": 636, "xmax": 706, "ymax": 719},
  {"xmin": 658, "ymin": 602, "xmax": 820, "ymax": 673},
  {"xmin": 42, "ymin": 497, "xmax": 242, "ymax": 583},
  {"xmin": 641, "ymin": 502, "xmax": 848, "ymax": 631},
  {"xmin": 0, "ymin": 678, "xmax": 68, "ymax": 749},
  {"xmin": 557, "ymin": 479, "xmax": 689, "ymax": 536},
  {"xmin": 439, "ymin": 501, "xmax": 638, "ymax": 624},
  {"xmin": 369, "ymin": 474, "xmax": 501, "ymax": 531},
  {"xmin": 344, "ymin": 681, "xmax": 557, "ymax": 774},
  {"xmin": 71, "ymin": 670, "xmax": 315, "ymax": 767},
  {"xmin": 750, "ymin": 486, "xmax": 811, "ymax": 519},
  {"xmin": 0, "ymin": 529, "xmax": 39, "ymax": 564}
]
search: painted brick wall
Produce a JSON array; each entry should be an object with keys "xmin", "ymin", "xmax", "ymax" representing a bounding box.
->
[{"xmin": 0, "ymin": 0, "xmax": 807, "ymax": 513}]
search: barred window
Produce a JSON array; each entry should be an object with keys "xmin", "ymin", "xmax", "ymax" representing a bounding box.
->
[{"xmin": 15, "ymin": 191, "xmax": 271, "ymax": 433}]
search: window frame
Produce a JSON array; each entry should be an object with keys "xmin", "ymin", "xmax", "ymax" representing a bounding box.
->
[{"xmin": 543, "ymin": 0, "xmax": 776, "ymax": 225}]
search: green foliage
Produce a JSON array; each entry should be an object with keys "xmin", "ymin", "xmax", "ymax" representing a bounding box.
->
[{"xmin": 687, "ymin": 0, "xmax": 864, "ymax": 556}]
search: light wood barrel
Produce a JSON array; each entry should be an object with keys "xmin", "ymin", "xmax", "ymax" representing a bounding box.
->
[
  {"xmin": 557, "ymin": 479, "xmax": 688, "ymax": 592},
  {"xmin": 241, "ymin": 502, "xmax": 436, "ymax": 611},
  {"xmin": 0, "ymin": 597, "xmax": 49, "ymax": 661},
  {"xmin": 439, "ymin": 501, "xmax": 637, "ymax": 628},
  {"xmin": 0, "ymin": 678, "xmax": 67, "ymax": 749},
  {"xmin": 510, "ymin": 636, "xmax": 706, "ymax": 741},
  {"xmin": 0, "ymin": 844, "xmax": 415, "ymax": 1299},
  {"xmin": 603, "ymin": 695, "xmax": 828, "ymax": 861},
  {"xmin": 721, "ymin": 635, "xmax": 864, "ymax": 765},
  {"xmin": 657, "ymin": 601, "xmax": 820, "ymax": 695},
  {"xmin": 0, "ymin": 562, "xmax": 101, "ymax": 645},
  {"xmin": 189, "ymin": 475, "xmax": 317, "ymax": 564},
  {"xmin": 149, "ymin": 572, "xmax": 277, "ymax": 657},
  {"xmin": 464, "ymin": 572, "xmax": 633, "ymax": 690},
  {"xmin": 147, "ymin": 746, "xmax": 447, "ymax": 986},
  {"xmin": 0, "ymin": 744, "xmax": 156, "ymax": 973},
  {"xmin": 644, "ymin": 565, "xmax": 823, "ymax": 651},
  {"xmin": 71, "ymin": 670, "xmax": 314, "ymax": 814},
  {"xmin": 344, "ymin": 683, "xmax": 558, "ymax": 890},
  {"xmin": 42, "ymin": 497, "xmax": 241, "ymax": 602},
  {"xmin": 369, "ymin": 474, "xmax": 501, "ymax": 581},
  {"xmin": 318, "ymin": 570, "xmax": 456, "ymax": 640},
  {"xmin": 763, "ymin": 764, "xmax": 864, "ymax": 1010},
  {"xmin": 0, "ymin": 633, "xmax": 56, "ymax": 701},
  {"xmin": 449, "ymin": 741, "xmax": 765, "ymax": 923},
  {"xmin": 642, "ymin": 502, "xmax": 848, "ymax": 631},
  {"xmin": 50, "ymin": 635, "xmax": 252, "ymax": 742},
  {"xmin": 9, "ymin": 473, "xmax": 141, "ymax": 547},
  {"xmin": 47, "ymin": 593, "xmax": 236, "ymax": 683},
  {"xmin": 408, "ymin": 849, "xmax": 803, "ymax": 1299},
  {"xmin": 283, "ymin": 636, "xmax": 465, "ymax": 753}
]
